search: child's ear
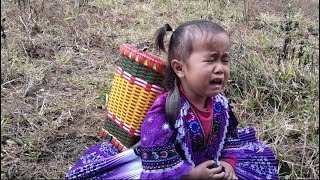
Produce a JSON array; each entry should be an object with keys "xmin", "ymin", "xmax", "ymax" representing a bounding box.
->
[{"xmin": 171, "ymin": 59, "xmax": 185, "ymax": 78}]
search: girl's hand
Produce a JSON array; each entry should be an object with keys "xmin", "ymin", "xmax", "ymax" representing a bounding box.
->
[
  {"xmin": 184, "ymin": 160, "xmax": 225, "ymax": 179},
  {"xmin": 219, "ymin": 160, "xmax": 237, "ymax": 180}
]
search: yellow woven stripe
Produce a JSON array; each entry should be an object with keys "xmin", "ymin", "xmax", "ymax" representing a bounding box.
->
[
  {"xmin": 108, "ymin": 73, "xmax": 161, "ymax": 130},
  {"xmin": 135, "ymin": 54, "xmax": 159, "ymax": 71}
]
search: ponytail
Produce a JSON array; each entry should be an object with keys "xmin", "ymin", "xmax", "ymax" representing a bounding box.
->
[
  {"xmin": 165, "ymin": 79, "xmax": 181, "ymax": 127},
  {"xmin": 154, "ymin": 23, "xmax": 180, "ymax": 128},
  {"xmin": 154, "ymin": 24, "xmax": 173, "ymax": 52}
]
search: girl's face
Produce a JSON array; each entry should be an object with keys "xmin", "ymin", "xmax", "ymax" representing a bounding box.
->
[{"xmin": 179, "ymin": 32, "xmax": 231, "ymax": 106}]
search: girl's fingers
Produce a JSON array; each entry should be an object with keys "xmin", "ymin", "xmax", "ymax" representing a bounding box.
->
[
  {"xmin": 205, "ymin": 160, "xmax": 218, "ymax": 168},
  {"xmin": 224, "ymin": 170, "xmax": 230, "ymax": 179},
  {"xmin": 211, "ymin": 171, "xmax": 225, "ymax": 179},
  {"xmin": 209, "ymin": 165, "xmax": 223, "ymax": 174},
  {"xmin": 233, "ymin": 174, "xmax": 238, "ymax": 180}
]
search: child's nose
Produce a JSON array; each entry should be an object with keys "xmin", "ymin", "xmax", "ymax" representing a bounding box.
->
[{"xmin": 213, "ymin": 63, "xmax": 224, "ymax": 74}]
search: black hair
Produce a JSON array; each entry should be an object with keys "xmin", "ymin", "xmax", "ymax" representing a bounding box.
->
[{"xmin": 154, "ymin": 20, "xmax": 227, "ymax": 127}]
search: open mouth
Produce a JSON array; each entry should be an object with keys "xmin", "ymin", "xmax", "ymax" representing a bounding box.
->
[{"xmin": 210, "ymin": 80, "xmax": 223, "ymax": 85}]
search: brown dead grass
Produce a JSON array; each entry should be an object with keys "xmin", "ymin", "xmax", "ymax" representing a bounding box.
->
[{"xmin": 1, "ymin": 0, "xmax": 319, "ymax": 179}]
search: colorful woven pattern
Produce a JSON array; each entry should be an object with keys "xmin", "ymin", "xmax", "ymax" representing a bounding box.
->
[
  {"xmin": 117, "ymin": 56, "xmax": 164, "ymax": 86},
  {"xmin": 100, "ymin": 128, "xmax": 128, "ymax": 152},
  {"xmin": 107, "ymin": 67, "xmax": 165, "ymax": 131},
  {"xmin": 106, "ymin": 110, "xmax": 141, "ymax": 136},
  {"xmin": 102, "ymin": 117, "xmax": 140, "ymax": 151},
  {"xmin": 102, "ymin": 44, "xmax": 166, "ymax": 150},
  {"xmin": 119, "ymin": 44, "xmax": 166, "ymax": 73}
]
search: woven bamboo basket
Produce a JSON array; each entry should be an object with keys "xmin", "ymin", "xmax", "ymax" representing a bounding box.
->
[{"xmin": 101, "ymin": 44, "xmax": 166, "ymax": 151}]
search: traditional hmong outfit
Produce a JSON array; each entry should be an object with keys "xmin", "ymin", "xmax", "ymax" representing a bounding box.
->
[{"xmin": 65, "ymin": 92, "xmax": 278, "ymax": 180}]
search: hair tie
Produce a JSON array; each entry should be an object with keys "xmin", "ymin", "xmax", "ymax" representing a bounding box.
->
[{"xmin": 164, "ymin": 24, "xmax": 173, "ymax": 32}]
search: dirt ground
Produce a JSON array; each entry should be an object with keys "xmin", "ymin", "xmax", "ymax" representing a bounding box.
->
[{"xmin": 1, "ymin": 1, "xmax": 122, "ymax": 178}]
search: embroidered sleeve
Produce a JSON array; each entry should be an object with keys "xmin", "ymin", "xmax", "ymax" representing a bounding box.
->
[
  {"xmin": 220, "ymin": 103, "xmax": 243, "ymax": 159},
  {"xmin": 139, "ymin": 94, "xmax": 193, "ymax": 179}
]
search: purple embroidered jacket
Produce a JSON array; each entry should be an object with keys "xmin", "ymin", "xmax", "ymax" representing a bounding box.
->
[{"xmin": 139, "ymin": 92, "xmax": 243, "ymax": 179}]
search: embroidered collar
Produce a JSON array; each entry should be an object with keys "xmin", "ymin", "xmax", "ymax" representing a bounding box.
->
[{"xmin": 175, "ymin": 93, "xmax": 230, "ymax": 166}]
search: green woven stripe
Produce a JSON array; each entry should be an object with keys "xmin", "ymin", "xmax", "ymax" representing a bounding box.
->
[
  {"xmin": 103, "ymin": 120, "xmax": 139, "ymax": 147},
  {"xmin": 103, "ymin": 118, "xmax": 140, "ymax": 148},
  {"xmin": 118, "ymin": 56, "xmax": 164, "ymax": 87},
  {"xmin": 118, "ymin": 57, "xmax": 162, "ymax": 84}
]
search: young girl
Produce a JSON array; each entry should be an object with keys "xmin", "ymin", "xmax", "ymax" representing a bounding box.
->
[
  {"xmin": 65, "ymin": 20, "xmax": 279, "ymax": 180},
  {"xmin": 139, "ymin": 20, "xmax": 241, "ymax": 179}
]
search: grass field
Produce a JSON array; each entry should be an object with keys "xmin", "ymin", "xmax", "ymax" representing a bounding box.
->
[{"xmin": 1, "ymin": 0, "xmax": 319, "ymax": 179}]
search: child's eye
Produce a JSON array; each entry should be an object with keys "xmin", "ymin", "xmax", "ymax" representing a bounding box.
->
[
  {"xmin": 222, "ymin": 56, "xmax": 229, "ymax": 63},
  {"xmin": 204, "ymin": 59, "xmax": 214, "ymax": 62},
  {"xmin": 222, "ymin": 54, "xmax": 230, "ymax": 62}
]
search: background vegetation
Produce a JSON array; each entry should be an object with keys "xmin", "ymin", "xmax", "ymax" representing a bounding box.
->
[{"xmin": 1, "ymin": 0, "xmax": 318, "ymax": 179}]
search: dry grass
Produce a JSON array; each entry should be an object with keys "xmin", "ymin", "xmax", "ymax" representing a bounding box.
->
[{"xmin": 1, "ymin": 0, "xmax": 319, "ymax": 179}]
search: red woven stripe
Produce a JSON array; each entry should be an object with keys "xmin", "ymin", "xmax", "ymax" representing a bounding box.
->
[
  {"xmin": 105, "ymin": 110, "xmax": 141, "ymax": 136},
  {"xmin": 115, "ymin": 67, "xmax": 165, "ymax": 93},
  {"xmin": 102, "ymin": 130, "xmax": 128, "ymax": 152},
  {"xmin": 100, "ymin": 129, "xmax": 107, "ymax": 138},
  {"xmin": 145, "ymin": 83, "xmax": 152, "ymax": 92},
  {"xmin": 129, "ymin": 76, "xmax": 135, "ymax": 84}
]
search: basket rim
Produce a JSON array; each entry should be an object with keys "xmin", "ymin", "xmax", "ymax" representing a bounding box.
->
[
  {"xmin": 118, "ymin": 56, "xmax": 163, "ymax": 80},
  {"xmin": 120, "ymin": 44, "xmax": 166, "ymax": 73}
]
